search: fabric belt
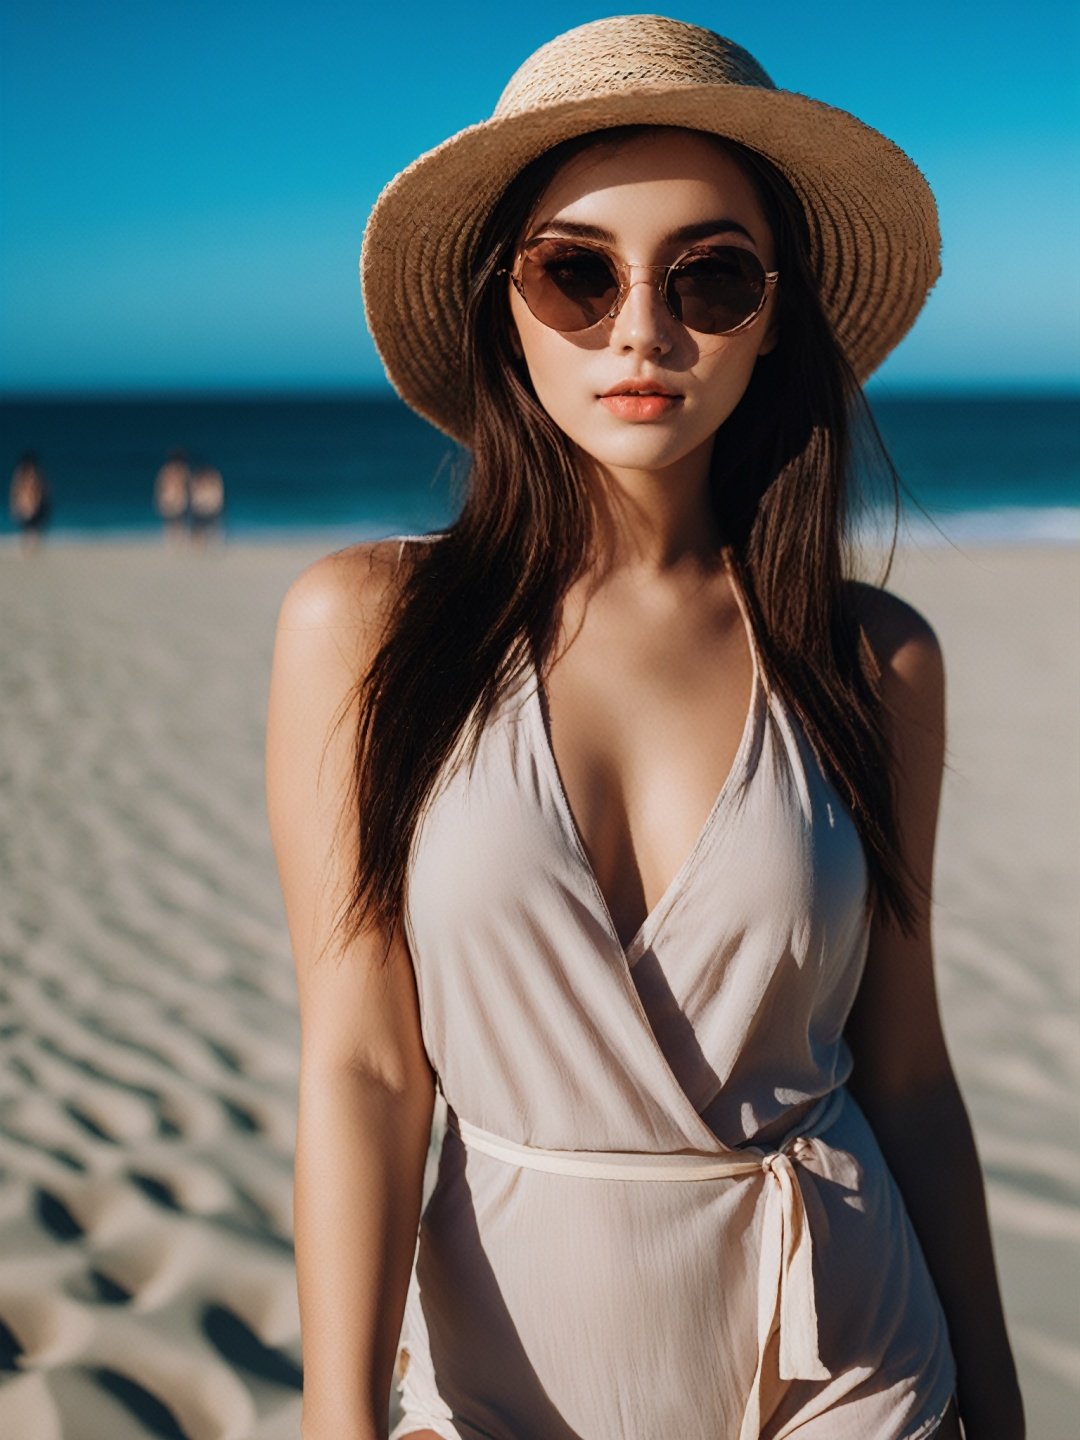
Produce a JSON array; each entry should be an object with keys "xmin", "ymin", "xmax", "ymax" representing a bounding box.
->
[{"xmin": 448, "ymin": 1088, "xmax": 851, "ymax": 1440}]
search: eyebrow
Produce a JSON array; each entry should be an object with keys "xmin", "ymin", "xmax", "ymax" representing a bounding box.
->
[{"xmin": 531, "ymin": 216, "xmax": 758, "ymax": 245}]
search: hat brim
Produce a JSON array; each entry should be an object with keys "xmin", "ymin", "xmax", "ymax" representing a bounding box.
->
[{"xmin": 361, "ymin": 83, "xmax": 940, "ymax": 442}]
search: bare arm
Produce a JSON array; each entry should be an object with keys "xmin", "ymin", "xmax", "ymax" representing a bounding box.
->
[
  {"xmin": 844, "ymin": 588, "xmax": 1024, "ymax": 1439},
  {"xmin": 266, "ymin": 543, "xmax": 436, "ymax": 1440}
]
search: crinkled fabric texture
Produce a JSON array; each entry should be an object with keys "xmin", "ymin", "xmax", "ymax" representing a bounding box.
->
[{"xmin": 390, "ymin": 557, "xmax": 955, "ymax": 1438}]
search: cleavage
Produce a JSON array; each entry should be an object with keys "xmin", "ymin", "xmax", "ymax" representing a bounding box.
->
[{"xmin": 540, "ymin": 608, "xmax": 755, "ymax": 950}]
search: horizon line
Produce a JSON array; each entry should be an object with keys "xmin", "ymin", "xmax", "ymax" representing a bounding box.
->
[{"xmin": 2, "ymin": 380, "xmax": 1078, "ymax": 406}]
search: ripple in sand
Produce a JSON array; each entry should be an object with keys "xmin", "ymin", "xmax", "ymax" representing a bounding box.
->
[
  {"xmin": 91, "ymin": 1227, "xmax": 204, "ymax": 1312},
  {"xmin": 92, "ymin": 1369, "xmax": 190, "ymax": 1440},
  {"xmin": 128, "ymin": 1161, "xmax": 235, "ymax": 1216},
  {"xmin": 0, "ymin": 1289, "xmax": 98, "ymax": 1366},
  {"xmin": 0, "ymin": 1313, "xmax": 23, "ymax": 1370},
  {"xmin": 202, "ymin": 1305, "xmax": 302, "ymax": 1389},
  {"xmin": 52, "ymin": 1173, "xmax": 156, "ymax": 1244},
  {"xmin": 71, "ymin": 1267, "xmax": 133, "ymax": 1306},
  {"xmin": 219, "ymin": 1097, "xmax": 262, "ymax": 1134},
  {"xmin": 63, "ymin": 1100, "xmax": 120, "ymax": 1143},
  {"xmin": 0, "ymin": 1130, "xmax": 86, "ymax": 1183},
  {"xmin": 86, "ymin": 1322, "xmax": 259, "ymax": 1440},
  {"xmin": 34, "ymin": 1187, "xmax": 84, "ymax": 1242}
]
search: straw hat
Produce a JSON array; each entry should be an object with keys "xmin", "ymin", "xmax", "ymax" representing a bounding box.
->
[{"xmin": 361, "ymin": 14, "xmax": 940, "ymax": 442}]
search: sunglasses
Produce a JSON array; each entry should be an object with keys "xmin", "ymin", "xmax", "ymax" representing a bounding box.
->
[{"xmin": 503, "ymin": 236, "xmax": 779, "ymax": 337}]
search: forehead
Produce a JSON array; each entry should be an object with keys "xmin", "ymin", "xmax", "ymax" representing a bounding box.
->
[{"xmin": 532, "ymin": 129, "xmax": 770, "ymax": 238}]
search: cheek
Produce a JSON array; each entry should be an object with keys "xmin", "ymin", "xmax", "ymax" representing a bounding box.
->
[
  {"xmin": 687, "ymin": 334, "xmax": 768, "ymax": 432},
  {"xmin": 511, "ymin": 305, "xmax": 590, "ymax": 420}
]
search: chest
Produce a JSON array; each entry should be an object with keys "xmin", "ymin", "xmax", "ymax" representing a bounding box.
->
[
  {"xmin": 407, "ymin": 659, "xmax": 868, "ymax": 992},
  {"xmin": 537, "ymin": 599, "xmax": 756, "ymax": 951}
]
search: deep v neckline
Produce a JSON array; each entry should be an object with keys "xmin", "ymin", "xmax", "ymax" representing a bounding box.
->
[{"xmin": 529, "ymin": 578, "xmax": 763, "ymax": 969}]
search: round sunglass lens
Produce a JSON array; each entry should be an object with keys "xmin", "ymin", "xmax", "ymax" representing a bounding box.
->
[
  {"xmin": 669, "ymin": 248, "xmax": 766, "ymax": 334},
  {"xmin": 521, "ymin": 243, "xmax": 619, "ymax": 331}
]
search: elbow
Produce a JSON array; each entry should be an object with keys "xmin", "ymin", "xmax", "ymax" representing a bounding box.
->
[{"xmin": 300, "ymin": 1039, "xmax": 436, "ymax": 1108}]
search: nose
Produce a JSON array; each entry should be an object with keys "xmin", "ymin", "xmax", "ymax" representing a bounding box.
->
[{"xmin": 607, "ymin": 268, "xmax": 675, "ymax": 357}]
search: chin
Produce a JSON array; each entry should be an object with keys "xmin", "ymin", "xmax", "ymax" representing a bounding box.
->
[
  {"xmin": 546, "ymin": 400, "xmax": 724, "ymax": 478},
  {"xmin": 570, "ymin": 426, "xmax": 710, "ymax": 477}
]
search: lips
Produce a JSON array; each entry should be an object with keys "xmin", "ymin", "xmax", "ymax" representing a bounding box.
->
[
  {"xmin": 600, "ymin": 380, "xmax": 681, "ymax": 398},
  {"xmin": 598, "ymin": 379, "xmax": 683, "ymax": 420}
]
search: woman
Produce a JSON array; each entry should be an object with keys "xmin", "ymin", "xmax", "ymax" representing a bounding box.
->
[{"xmin": 266, "ymin": 16, "xmax": 1023, "ymax": 1439}]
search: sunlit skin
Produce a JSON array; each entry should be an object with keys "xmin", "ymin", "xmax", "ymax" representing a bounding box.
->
[{"xmin": 507, "ymin": 129, "xmax": 779, "ymax": 564}]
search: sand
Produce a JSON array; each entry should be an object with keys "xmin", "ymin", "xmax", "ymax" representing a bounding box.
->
[{"xmin": 1, "ymin": 536, "xmax": 1077, "ymax": 1439}]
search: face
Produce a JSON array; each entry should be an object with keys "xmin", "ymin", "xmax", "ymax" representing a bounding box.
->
[{"xmin": 506, "ymin": 129, "xmax": 779, "ymax": 482}]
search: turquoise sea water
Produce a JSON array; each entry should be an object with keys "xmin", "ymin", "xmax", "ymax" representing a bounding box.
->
[{"xmin": 0, "ymin": 392, "xmax": 1076, "ymax": 544}]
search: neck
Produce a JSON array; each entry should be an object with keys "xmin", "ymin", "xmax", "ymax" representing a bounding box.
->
[{"xmin": 578, "ymin": 441, "xmax": 724, "ymax": 576}]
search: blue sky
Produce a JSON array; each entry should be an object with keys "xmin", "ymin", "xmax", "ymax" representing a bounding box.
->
[{"xmin": 1, "ymin": 0, "xmax": 1077, "ymax": 394}]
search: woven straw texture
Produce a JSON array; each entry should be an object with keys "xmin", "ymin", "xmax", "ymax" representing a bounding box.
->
[{"xmin": 361, "ymin": 15, "xmax": 940, "ymax": 442}]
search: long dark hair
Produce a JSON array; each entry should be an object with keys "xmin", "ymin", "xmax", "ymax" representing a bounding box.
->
[{"xmin": 335, "ymin": 125, "xmax": 915, "ymax": 960}]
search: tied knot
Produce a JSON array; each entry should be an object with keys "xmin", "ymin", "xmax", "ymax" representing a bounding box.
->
[
  {"xmin": 761, "ymin": 1147, "xmax": 797, "ymax": 1181},
  {"xmin": 760, "ymin": 1133, "xmax": 814, "ymax": 1180}
]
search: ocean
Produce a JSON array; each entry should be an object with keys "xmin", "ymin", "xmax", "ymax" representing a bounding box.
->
[{"xmin": 1, "ymin": 392, "xmax": 1077, "ymax": 545}]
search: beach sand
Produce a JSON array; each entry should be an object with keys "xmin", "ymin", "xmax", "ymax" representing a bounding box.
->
[{"xmin": 1, "ymin": 537, "xmax": 1077, "ymax": 1438}]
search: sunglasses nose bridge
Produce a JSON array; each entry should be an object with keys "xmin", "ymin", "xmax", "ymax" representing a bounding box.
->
[{"xmin": 607, "ymin": 264, "xmax": 677, "ymax": 322}]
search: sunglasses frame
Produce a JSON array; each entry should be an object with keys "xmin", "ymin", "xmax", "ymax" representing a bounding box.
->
[{"xmin": 501, "ymin": 236, "xmax": 779, "ymax": 337}]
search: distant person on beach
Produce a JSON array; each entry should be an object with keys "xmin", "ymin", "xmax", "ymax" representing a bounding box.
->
[
  {"xmin": 189, "ymin": 463, "xmax": 225, "ymax": 545},
  {"xmin": 267, "ymin": 17, "xmax": 1023, "ymax": 1440},
  {"xmin": 9, "ymin": 451, "xmax": 52, "ymax": 552},
  {"xmin": 153, "ymin": 450, "xmax": 191, "ymax": 547}
]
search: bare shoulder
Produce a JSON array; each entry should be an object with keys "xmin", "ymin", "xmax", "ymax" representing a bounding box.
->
[
  {"xmin": 275, "ymin": 537, "xmax": 406, "ymax": 647},
  {"xmin": 844, "ymin": 579, "xmax": 945, "ymax": 723},
  {"xmin": 267, "ymin": 539, "xmax": 409, "ymax": 815}
]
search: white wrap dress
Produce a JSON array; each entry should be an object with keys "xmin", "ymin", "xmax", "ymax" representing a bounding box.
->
[{"xmin": 388, "ymin": 542, "xmax": 956, "ymax": 1439}]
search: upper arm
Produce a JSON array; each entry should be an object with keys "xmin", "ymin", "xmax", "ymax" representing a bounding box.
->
[
  {"xmin": 265, "ymin": 540, "xmax": 433, "ymax": 1098},
  {"xmin": 843, "ymin": 583, "xmax": 955, "ymax": 1101}
]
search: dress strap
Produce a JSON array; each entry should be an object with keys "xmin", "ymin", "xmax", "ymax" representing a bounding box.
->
[
  {"xmin": 726, "ymin": 556, "xmax": 772, "ymax": 702},
  {"xmin": 393, "ymin": 533, "xmax": 423, "ymax": 567},
  {"xmin": 391, "ymin": 530, "xmax": 446, "ymax": 568}
]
